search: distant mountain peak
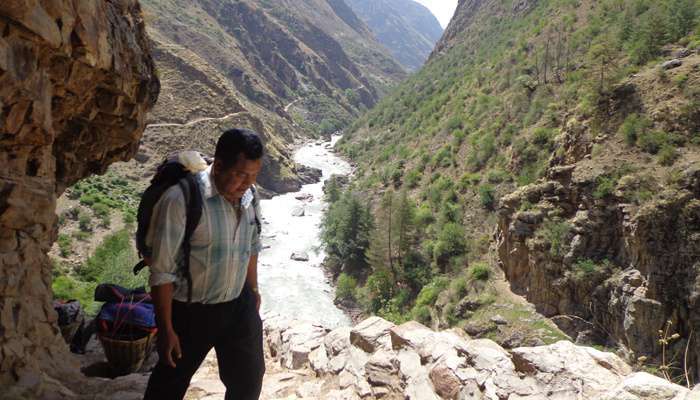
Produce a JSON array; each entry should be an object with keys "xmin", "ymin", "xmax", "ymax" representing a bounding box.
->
[{"xmin": 345, "ymin": 0, "xmax": 444, "ymax": 71}]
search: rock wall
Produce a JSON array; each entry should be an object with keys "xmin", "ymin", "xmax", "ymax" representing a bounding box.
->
[
  {"xmin": 496, "ymin": 163, "xmax": 700, "ymax": 381},
  {"xmin": 0, "ymin": 0, "xmax": 158, "ymax": 397}
]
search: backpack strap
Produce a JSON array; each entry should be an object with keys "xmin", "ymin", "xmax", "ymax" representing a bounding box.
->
[
  {"xmin": 250, "ymin": 186, "xmax": 262, "ymax": 235},
  {"xmin": 178, "ymin": 174, "xmax": 203, "ymax": 303}
]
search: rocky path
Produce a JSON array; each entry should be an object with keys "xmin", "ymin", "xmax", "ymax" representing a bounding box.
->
[{"xmin": 84, "ymin": 314, "xmax": 700, "ymax": 400}]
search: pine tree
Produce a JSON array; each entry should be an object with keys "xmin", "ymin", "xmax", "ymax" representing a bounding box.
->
[
  {"xmin": 666, "ymin": 0, "xmax": 697, "ymax": 41},
  {"xmin": 321, "ymin": 190, "xmax": 373, "ymax": 275},
  {"xmin": 588, "ymin": 32, "xmax": 619, "ymax": 95},
  {"xmin": 366, "ymin": 191, "xmax": 394, "ymax": 279}
]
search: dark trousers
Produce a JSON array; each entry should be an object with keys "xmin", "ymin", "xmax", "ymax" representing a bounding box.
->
[{"xmin": 143, "ymin": 286, "xmax": 265, "ymax": 400}]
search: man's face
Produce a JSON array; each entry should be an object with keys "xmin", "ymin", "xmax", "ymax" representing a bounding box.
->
[{"xmin": 213, "ymin": 155, "xmax": 263, "ymax": 203}]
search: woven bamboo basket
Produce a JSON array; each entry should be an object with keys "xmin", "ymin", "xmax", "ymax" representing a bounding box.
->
[{"xmin": 98, "ymin": 331, "xmax": 156, "ymax": 374}]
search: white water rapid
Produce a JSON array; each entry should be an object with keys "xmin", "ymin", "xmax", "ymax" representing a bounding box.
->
[{"xmin": 258, "ymin": 136, "xmax": 352, "ymax": 328}]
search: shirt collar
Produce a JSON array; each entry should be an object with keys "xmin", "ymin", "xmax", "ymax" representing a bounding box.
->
[
  {"xmin": 202, "ymin": 165, "xmax": 254, "ymax": 208},
  {"xmin": 202, "ymin": 165, "xmax": 218, "ymax": 199}
]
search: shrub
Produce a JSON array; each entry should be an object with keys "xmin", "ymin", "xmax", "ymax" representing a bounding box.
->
[
  {"xmin": 433, "ymin": 223, "xmax": 467, "ymax": 267},
  {"xmin": 657, "ymin": 144, "xmax": 679, "ymax": 166},
  {"xmin": 92, "ymin": 202, "xmax": 110, "ymax": 218},
  {"xmin": 537, "ymin": 218, "xmax": 571, "ymax": 257},
  {"xmin": 478, "ymin": 184, "xmax": 496, "ymax": 209},
  {"xmin": 487, "ymin": 169, "xmax": 509, "ymax": 184},
  {"xmin": 469, "ymin": 262, "xmax": 491, "ymax": 281},
  {"xmin": 364, "ymin": 269, "xmax": 394, "ymax": 313},
  {"xmin": 414, "ymin": 205, "xmax": 434, "ymax": 226},
  {"xmin": 57, "ymin": 234, "xmax": 72, "ymax": 257},
  {"xmin": 52, "ymin": 274, "xmax": 99, "ymax": 316},
  {"xmin": 335, "ymin": 273, "xmax": 357, "ymax": 302},
  {"xmin": 618, "ymin": 114, "xmax": 651, "ymax": 146},
  {"xmin": 404, "ymin": 169, "xmax": 421, "ymax": 188},
  {"xmin": 415, "ymin": 277, "xmax": 449, "ymax": 307},
  {"xmin": 573, "ymin": 259, "xmax": 599, "ymax": 276},
  {"xmin": 123, "ymin": 210, "xmax": 136, "ymax": 225},
  {"xmin": 637, "ymin": 130, "xmax": 667, "ymax": 154},
  {"xmin": 458, "ymin": 173, "xmax": 481, "ymax": 191},
  {"xmin": 593, "ymin": 175, "xmax": 617, "ymax": 199},
  {"xmin": 571, "ymin": 259, "xmax": 613, "ymax": 281},
  {"xmin": 78, "ymin": 212, "xmax": 92, "ymax": 232},
  {"xmin": 450, "ymin": 276, "xmax": 469, "ymax": 299},
  {"xmin": 411, "ymin": 304, "xmax": 432, "ymax": 325},
  {"xmin": 77, "ymin": 230, "xmax": 144, "ymax": 289},
  {"xmin": 72, "ymin": 231, "xmax": 90, "ymax": 242},
  {"xmin": 532, "ymin": 127, "xmax": 556, "ymax": 147}
]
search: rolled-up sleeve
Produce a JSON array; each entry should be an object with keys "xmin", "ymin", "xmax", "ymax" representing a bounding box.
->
[
  {"xmin": 146, "ymin": 186, "xmax": 186, "ymax": 287},
  {"xmin": 251, "ymin": 192, "xmax": 263, "ymax": 255}
]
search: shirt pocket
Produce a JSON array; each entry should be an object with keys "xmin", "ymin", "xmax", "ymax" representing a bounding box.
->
[{"xmin": 189, "ymin": 217, "xmax": 211, "ymax": 248}]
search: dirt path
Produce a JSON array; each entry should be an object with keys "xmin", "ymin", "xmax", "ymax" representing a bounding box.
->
[
  {"xmin": 147, "ymin": 112, "xmax": 244, "ymax": 129},
  {"xmin": 283, "ymin": 98, "xmax": 301, "ymax": 112}
]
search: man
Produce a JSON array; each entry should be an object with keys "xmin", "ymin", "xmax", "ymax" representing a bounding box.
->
[{"xmin": 143, "ymin": 128, "xmax": 265, "ymax": 400}]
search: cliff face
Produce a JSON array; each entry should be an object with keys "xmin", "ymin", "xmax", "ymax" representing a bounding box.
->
[
  {"xmin": 0, "ymin": 0, "xmax": 158, "ymax": 397},
  {"xmin": 344, "ymin": 0, "xmax": 444, "ymax": 71},
  {"xmin": 496, "ymin": 55, "xmax": 700, "ymax": 379}
]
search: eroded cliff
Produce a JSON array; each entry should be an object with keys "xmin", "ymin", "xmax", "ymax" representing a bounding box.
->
[{"xmin": 0, "ymin": 1, "xmax": 158, "ymax": 397}]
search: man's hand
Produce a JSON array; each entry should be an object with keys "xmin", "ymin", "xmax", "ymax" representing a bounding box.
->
[{"xmin": 158, "ymin": 328, "xmax": 182, "ymax": 368}]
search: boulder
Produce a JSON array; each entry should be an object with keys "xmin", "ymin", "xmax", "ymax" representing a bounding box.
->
[
  {"xmin": 290, "ymin": 251, "xmax": 310, "ymax": 261},
  {"xmin": 511, "ymin": 341, "xmax": 629, "ymax": 398},
  {"xmin": 296, "ymin": 381, "xmax": 323, "ymax": 398},
  {"xmin": 277, "ymin": 322, "xmax": 327, "ymax": 369},
  {"xmin": 661, "ymin": 59, "xmax": 683, "ymax": 69},
  {"xmin": 390, "ymin": 320, "xmax": 435, "ymax": 351},
  {"xmin": 350, "ymin": 317, "xmax": 395, "ymax": 353},
  {"xmin": 365, "ymin": 350, "xmax": 399, "ymax": 389},
  {"xmin": 405, "ymin": 376, "xmax": 441, "ymax": 400},
  {"xmin": 291, "ymin": 206, "xmax": 305, "ymax": 217},
  {"xmin": 308, "ymin": 344, "xmax": 329, "ymax": 374},
  {"xmin": 674, "ymin": 48, "xmax": 691, "ymax": 58},
  {"xmin": 294, "ymin": 193, "xmax": 314, "ymax": 201},
  {"xmin": 600, "ymin": 372, "xmax": 692, "ymax": 400},
  {"xmin": 325, "ymin": 326, "xmax": 352, "ymax": 356},
  {"xmin": 429, "ymin": 361, "xmax": 462, "ymax": 399}
]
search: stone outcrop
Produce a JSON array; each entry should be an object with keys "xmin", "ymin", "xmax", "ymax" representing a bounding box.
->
[
  {"xmin": 24, "ymin": 315, "xmax": 698, "ymax": 399},
  {"xmin": 0, "ymin": 0, "xmax": 158, "ymax": 397},
  {"xmin": 496, "ymin": 162, "xmax": 700, "ymax": 381},
  {"xmin": 263, "ymin": 315, "xmax": 697, "ymax": 399}
]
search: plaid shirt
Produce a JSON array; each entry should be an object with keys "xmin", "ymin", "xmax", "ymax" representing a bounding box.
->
[{"xmin": 147, "ymin": 165, "xmax": 262, "ymax": 304}]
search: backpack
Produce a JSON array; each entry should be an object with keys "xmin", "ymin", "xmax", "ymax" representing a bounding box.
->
[{"xmin": 133, "ymin": 151, "xmax": 262, "ymax": 303}]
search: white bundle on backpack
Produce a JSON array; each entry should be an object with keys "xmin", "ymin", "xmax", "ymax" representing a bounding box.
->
[{"xmin": 178, "ymin": 151, "xmax": 208, "ymax": 173}]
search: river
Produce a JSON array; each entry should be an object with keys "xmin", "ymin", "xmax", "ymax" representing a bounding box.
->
[{"xmin": 257, "ymin": 135, "xmax": 352, "ymax": 328}]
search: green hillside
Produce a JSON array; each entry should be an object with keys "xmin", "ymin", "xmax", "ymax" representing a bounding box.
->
[{"xmin": 324, "ymin": 0, "xmax": 700, "ymax": 356}]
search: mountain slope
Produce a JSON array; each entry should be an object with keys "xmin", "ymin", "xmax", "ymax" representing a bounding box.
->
[
  {"xmin": 335, "ymin": 0, "xmax": 700, "ymax": 380},
  {"xmin": 345, "ymin": 0, "xmax": 443, "ymax": 71},
  {"xmin": 128, "ymin": 0, "xmax": 407, "ymax": 193}
]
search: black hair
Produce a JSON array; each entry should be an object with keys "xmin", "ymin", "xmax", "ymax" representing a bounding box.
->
[{"xmin": 214, "ymin": 128, "xmax": 264, "ymax": 169}]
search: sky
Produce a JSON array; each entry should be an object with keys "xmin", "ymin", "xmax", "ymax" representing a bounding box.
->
[{"xmin": 413, "ymin": 0, "xmax": 458, "ymax": 28}]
